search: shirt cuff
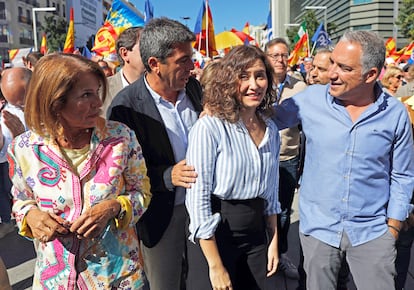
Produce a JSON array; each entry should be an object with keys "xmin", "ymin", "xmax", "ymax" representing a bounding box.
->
[
  {"xmin": 189, "ymin": 212, "xmax": 221, "ymax": 243},
  {"xmin": 163, "ymin": 166, "xmax": 175, "ymax": 191}
]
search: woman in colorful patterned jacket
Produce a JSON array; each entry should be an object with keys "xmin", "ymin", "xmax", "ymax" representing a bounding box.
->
[{"xmin": 7, "ymin": 53, "xmax": 151, "ymax": 289}]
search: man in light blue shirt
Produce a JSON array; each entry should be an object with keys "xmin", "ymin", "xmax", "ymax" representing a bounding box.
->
[{"xmin": 274, "ymin": 30, "xmax": 414, "ymax": 290}]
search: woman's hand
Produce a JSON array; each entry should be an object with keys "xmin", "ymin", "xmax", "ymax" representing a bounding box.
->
[
  {"xmin": 209, "ymin": 264, "xmax": 233, "ymax": 290},
  {"xmin": 26, "ymin": 208, "xmax": 71, "ymax": 243},
  {"xmin": 267, "ymin": 236, "xmax": 279, "ymax": 277},
  {"xmin": 70, "ymin": 200, "xmax": 120, "ymax": 239},
  {"xmin": 266, "ymin": 214, "xmax": 279, "ymax": 277}
]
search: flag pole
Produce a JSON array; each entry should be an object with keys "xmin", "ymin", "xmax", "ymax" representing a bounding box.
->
[{"xmin": 206, "ymin": 0, "xmax": 209, "ymax": 58}]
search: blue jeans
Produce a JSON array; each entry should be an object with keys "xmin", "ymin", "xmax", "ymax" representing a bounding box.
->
[
  {"xmin": 0, "ymin": 162, "xmax": 12, "ymax": 223},
  {"xmin": 277, "ymin": 156, "xmax": 299, "ymax": 254}
]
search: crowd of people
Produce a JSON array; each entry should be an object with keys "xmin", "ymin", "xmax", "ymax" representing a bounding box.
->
[{"xmin": 0, "ymin": 16, "xmax": 413, "ymax": 290}]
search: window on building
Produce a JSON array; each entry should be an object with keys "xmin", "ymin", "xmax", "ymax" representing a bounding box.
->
[
  {"xmin": 353, "ymin": 24, "xmax": 372, "ymax": 30},
  {"xmin": 353, "ymin": 0, "xmax": 372, "ymax": 4},
  {"xmin": 26, "ymin": 9, "xmax": 30, "ymax": 23},
  {"xmin": 18, "ymin": 7, "xmax": 23, "ymax": 17},
  {"xmin": 57, "ymin": 3, "xmax": 60, "ymax": 14},
  {"xmin": 0, "ymin": 24, "xmax": 8, "ymax": 43},
  {"xmin": 0, "ymin": 3, "xmax": 6, "ymax": 20},
  {"xmin": 63, "ymin": 4, "xmax": 66, "ymax": 17},
  {"xmin": 46, "ymin": 0, "xmax": 50, "ymax": 7}
]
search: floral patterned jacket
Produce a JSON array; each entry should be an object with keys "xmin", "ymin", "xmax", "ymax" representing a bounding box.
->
[{"xmin": 7, "ymin": 118, "xmax": 151, "ymax": 290}]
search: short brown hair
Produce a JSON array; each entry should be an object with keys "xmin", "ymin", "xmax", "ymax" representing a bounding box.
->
[
  {"xmin": 24, "ymin": 53, "xmax": 106, "ymax": 138},
  {"xmin": 203, "ymin": 45, "xmax": 275, "ymax": 123}
]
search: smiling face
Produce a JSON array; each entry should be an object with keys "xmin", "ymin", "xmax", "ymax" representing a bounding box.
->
[
  {"xmin": 328, "ymin": 40, "xmax": 378, "ymax": 105},
  {"xmin": 239, "ymin": 59, "xmax": 268, "ymax": 112},
  {"xmin": 58, "ymin": 72, "xmax": 103, "ymax": 132}
]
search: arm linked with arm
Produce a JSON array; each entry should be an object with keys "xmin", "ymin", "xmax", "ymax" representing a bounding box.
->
[{"xmin": 272, "ymin": 97, "xmax": 301, "ymax": 130}]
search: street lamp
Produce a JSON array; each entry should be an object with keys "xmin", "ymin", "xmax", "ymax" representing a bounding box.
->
[
  {"xmin": 32, "ymin": 7, "xmax": 56, "ymax": 51},
  {"xmin": 305, "ymin": 6, "xmax": 327, "ymax": 31}
]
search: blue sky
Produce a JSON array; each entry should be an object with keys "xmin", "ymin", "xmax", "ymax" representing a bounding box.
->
[{"xmin": 130, "ymin": 0, "xmax": 269, "ymax": 34}]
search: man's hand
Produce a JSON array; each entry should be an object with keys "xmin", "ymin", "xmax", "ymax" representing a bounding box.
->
[
  {"xmin": 171, "ymin": 159, "xmax": 198, "ymax": 188},
  {"xmin": 2, "ymin": 110, "xmax": 25, "ymax": 137}
]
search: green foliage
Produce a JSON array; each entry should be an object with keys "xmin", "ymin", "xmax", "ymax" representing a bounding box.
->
[
  {"xmin": 40, "ymin": 15, "xmax": 68, "ymax": 52},
  {"xmin": 397, "ymin": 0, "xmax": 414, "ymax": 41}
]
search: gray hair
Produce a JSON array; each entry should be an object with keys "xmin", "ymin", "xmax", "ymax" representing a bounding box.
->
[
  {"xmin": 315, "ymin": 46, "xmax": 333, "ymax": 56},
  {"xmin": 264, "ymin": 37, "xmax": 290, "ymax": 53},
  {"xmin": 340, "ymin": 30, "xmax": 385, "ymax": 75},
  {"xmin": 140, "ymin": 17, "xmax": 196, "ymax": 72}
]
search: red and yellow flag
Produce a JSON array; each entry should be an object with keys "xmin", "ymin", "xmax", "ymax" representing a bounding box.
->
[
  {"xmin": 92, "ymin": 0, "xmax": 145, "ymax": 58},
  {"xmin": 193, "ymin": 0, "xmax": 217, "ymax": 57},
  {"xmin": 385, "ymin": 37, "xmax": 396, "ymax": 57},
  {"xmin": 242, "ymin": 22, "xmax": 250, "ymax": 35},
  {"xmin": 288, "ymin": 34, "xmax": 309, "ymax": 67},
  {"xmin": 396, "ymin": 42, "xmax": 414, "ymax": 63},
  {"xmin": 40, "ymin": 33, "xmax": 47, "ymax": 54},
  {"xmin": 63, "ymin": 7, "xmax": 75, "ymax": 53}
]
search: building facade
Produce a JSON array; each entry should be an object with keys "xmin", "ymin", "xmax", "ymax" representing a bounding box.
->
[{"xmin": 290, "ymin": 0, "xmax": 408, "ymax": 47}]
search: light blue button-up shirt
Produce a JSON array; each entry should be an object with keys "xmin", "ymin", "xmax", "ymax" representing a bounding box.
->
[
  {"xmin": 144, "ymin": 77, "xmax": 199, "ymax": 205},
  {"xmin": 273, "ymin": 83, "xmax": 414, "ymax": 247}
]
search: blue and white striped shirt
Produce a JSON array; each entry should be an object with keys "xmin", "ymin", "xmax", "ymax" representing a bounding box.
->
[{"xmin": 186, "ymin": 115, "xmax": 281, "ymax": 242}]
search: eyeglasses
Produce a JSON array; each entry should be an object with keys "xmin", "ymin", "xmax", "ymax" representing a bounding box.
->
[
  {"xmin": 267, "ymin": 53, "xmax": 289, "ymax": 61},
  {"xmin": 395, "ymin": 75, "xmax": 404, "ymax": 80}
]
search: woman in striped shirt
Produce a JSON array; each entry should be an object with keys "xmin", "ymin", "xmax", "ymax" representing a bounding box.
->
[{"xmin": 186, "ymin": 45, "xmax": 280, "ymax": 290}]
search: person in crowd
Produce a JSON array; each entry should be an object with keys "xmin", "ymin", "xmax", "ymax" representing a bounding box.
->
[
  {"xmin": 395, "ymin": 196, "xmax": 414, "ymax": 290},
  {"xmin": 308, "ymin": 47, "xmax": 332, "ymax": 85},
  {"xmin": 380, "ymin": 65, "xmax": 404, "ymax": 96},
  {"xmin": 185, "ymin": 45, "xmax": 280, "ymax": 290},
  {"xmin": 22, "ymin": 51, "xmax": 43, "ymax": 71},
  {"xmin": 108, "ymin": 18, "xmax": 202, "ymax": 290},
  {"xmin": 97, "ymin": 59, "xmax": 113, "ymax": 77},
  {"xmin": 101, "ymin": 27, "xmax": 145, "ymax": 117},
  {"xmin": 301, "ymin": 57, "xmax": 314, "ymax": 84},
  {"xmin": 8, "ymin": 53, "xmax": 151, "ymax": 289},
  {"xmin": 0, "ymin": 67, "xmax": 30, "ymax": 239},
  {"xmin": 264, "ymin": 37, "xmax": 307, "ymax": 280},
  {"xmin": 396, "ymin": 64, "xmax": 414, "ymax": 98},
  {"xmin": 199, "ymin": 61, "xmax": 221, "ymax": 90},
  {"xmin": 273, "ymin": 30, "xmax": 414, "ymax": 290},
  {"xmin": 297, "ymin": 47, "xmax": 351, "ymax": 290}
]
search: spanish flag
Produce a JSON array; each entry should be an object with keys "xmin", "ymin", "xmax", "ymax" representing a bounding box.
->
[
  {"xmin": 92, "ymin": 0, "xmax": 144, "ymax": 58},
  {"xmin": 40, "ymin": 33, "xmax": 47, "ymax": 54},
  {"xmin": 63, "ymin": 7, "xmax": 75, "ymax": 53},
  {"xmin": 193, "ymin": 0, "xmax": 217, "ymax": 57},
  {"xmin": 288, "ymin": 33, "xmax": 309, "ymax": 67},
  {"xmin": 385, "ymin": 37, "xmax": 396, "ymax": 58}
]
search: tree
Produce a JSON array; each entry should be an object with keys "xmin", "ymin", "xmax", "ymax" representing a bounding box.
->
[
  {"xmin": 397, "ymin": 0, "xmax": 414, "ymax": 41},
  {"xmin": 286, "ymin": 10, "xmax": 337, "ymax": 52},
  {"xmin": 40, "ymin": 15, "xmax": 68, "ymax": 52}
]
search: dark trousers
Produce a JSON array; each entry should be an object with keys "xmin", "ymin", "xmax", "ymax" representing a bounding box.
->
[
  {"xmin": 395, "ymin": 226, "xmax": 414, "ymax": 290},
  {"xmin": 278, "ymin": 156, "xmax": 299, "ymax": 254},
  {"xmin": 187, "ymin": 197, "xmax": 267, "ymax": 290},
  {"xmin": 0, "ymin": 162, "xmax": 12, "ymax": 223}
]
